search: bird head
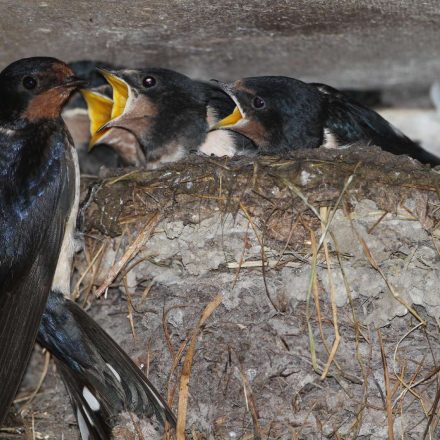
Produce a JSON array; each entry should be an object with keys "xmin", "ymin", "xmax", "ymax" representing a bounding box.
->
[
  {"xmin": 85, "ymin": 68, "xmax": 209, "ymax": 166},
  {"xmin": 210, "ymin": 76, "xmax": 326, "ymax": 153},
  {"xmin": 0, "ymin": 57, "xmax": 85, "ymax": 123}
]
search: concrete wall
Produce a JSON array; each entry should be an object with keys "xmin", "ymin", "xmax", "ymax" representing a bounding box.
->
[{"xmin": 1, "ymin": 1, "xmax": 440, "ymax": 87}]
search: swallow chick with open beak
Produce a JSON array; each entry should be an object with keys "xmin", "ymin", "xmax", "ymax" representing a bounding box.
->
[
  {"xmin": 210, "ymin": 76, "xmax": 440, "ymax": 165},
  {"xmin": 82, "ymin": 68, "xmax": 255, "ymax": 168},
  {"xmin": 0, "ymin": 57, "xmax": 83, "ymax": 424}
]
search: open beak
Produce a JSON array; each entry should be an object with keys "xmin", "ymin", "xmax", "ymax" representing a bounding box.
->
[
  {"xmin": 82, "ymin": 69, "xmax": 131, "ymax": 150},
  {"xmin": 210, "ymin": 106, "xmax": 243, "ymax": 130},
  {"xmin": 80, "ymin": 89, "xmax": 113, "ymax": 149},
  {"xmin": 97, "ymin": 68, "xmax": 130, "ymax": 120},
  {"xmin": 209, "ymin": 80, "xmax": 245, "ymax": 130}
]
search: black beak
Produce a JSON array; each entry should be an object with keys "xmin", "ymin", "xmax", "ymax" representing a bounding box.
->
[{"xmin": 63, "ymin": 76, "xmax": 88, "ymax": 88}]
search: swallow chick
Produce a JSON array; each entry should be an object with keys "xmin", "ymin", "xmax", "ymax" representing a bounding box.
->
[
  {"xmin": 210, "ymin": 76, "xmax": 440, "ymax": 165},
  {"xmin": 0, "ymin": 57, "xmax": 82, "ymax": 424},
  {"xmin": 83, "ymin": 68, "xmax": 255, "ymax": 168}
]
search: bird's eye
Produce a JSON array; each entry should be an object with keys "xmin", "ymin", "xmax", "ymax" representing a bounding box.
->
[
  {"xmin": 142, "ymin": 76, "xmax": 156, "ymax": 88},
  {"xmin": 252, "ymin": 96, "xmax": 265, "ymax": 109},
  {"xmin": 22, "ymin": 76, "xmax": 37, "ymax": 90}
]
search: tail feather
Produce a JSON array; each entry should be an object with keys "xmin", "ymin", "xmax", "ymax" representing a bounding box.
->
[
  {"xmin": 55, "ymin": 361, "xmax": 111, "ymax": 440},
  {"xmin": 37, "ymin": 291, "xmax": 176, "ymax": 439}
]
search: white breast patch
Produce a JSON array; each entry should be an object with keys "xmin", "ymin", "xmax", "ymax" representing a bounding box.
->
[
  {"xmin": 199, "ymin": 130, "xmax": 237, "ymax": 157},
  {"xmin": 51, "ymin": 141, "xmax": 80, "ymax": 296}
]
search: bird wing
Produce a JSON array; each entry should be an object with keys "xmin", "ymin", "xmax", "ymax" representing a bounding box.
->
[
  {"xmin": 313, "ymin": 83, "xmax": 440, "ymax": 165},
  {"xmin": 0, "ymin": 138, "xmax": 76, "ymax": 422}
]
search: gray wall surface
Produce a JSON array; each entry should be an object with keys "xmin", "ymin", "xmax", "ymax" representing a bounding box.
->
[{"xmin": 1, "ymin": 1, "xmax": 440, "ymax": 87}]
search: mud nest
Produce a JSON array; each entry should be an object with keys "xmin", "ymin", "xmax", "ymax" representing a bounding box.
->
[{"xmin": 7, "ymin": 146, "xmax": 440, "ymax": 439}]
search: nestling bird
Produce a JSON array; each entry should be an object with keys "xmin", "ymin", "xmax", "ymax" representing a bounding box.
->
[
  {"xmin": 210, "ymin": 76, "xmax": 440, "ymax": 165},
  {"xmin": 0, "ymin": 57, "xmax": 82, "ymax": 424},
  {"xmin": 82, "ymin": 67, "xmax": 255, "ymax": 167}
]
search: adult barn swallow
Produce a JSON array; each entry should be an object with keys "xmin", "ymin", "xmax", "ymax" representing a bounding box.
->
[
  {"xmin": 83, "ymin": 68, "xmax": 255, "ymax": 168},
  {"xmin": 0, "ymin": 57, "xmax": 175, "ymax": 438},
  {"xmin": 0, "ymin": 57, "xmax": 82, "ymax": 424},
  {"xmin": 211, "ymin": 77, "xmax": 440, "ymax": 165}
]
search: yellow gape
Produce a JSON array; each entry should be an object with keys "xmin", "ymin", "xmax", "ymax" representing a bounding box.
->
[
  {"xmin": 98, "ymin": 70, "xmax": 129, "ymax": 120},
  {"xmin": 211, "ymin": 106, "xmax": 243, "ymax": 129},
  {"xmin": 80, "ymin": 90, "xmax": 113, "ymax": 150}
]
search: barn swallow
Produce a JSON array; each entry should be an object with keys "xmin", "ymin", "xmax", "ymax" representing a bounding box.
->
[
  {"xmin": 0, "ymin": 57, "xmax": 175, "ymax": 439},
  {"xmin": 83, "ymin": 68, "xmax": 255, "ymax": 167},
  {"xmin": 210, "ymin": 77, "xmax": 440, "ymax": 165},
  {"xmin": 38, "ymin": 290, "xmax": 176, "ymax": 438},
  {"xmin": 0, "ymin": 57, "xmax": 82, "ymax": 424}
]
